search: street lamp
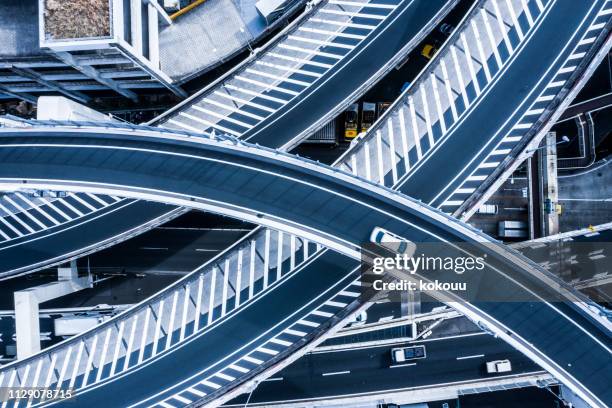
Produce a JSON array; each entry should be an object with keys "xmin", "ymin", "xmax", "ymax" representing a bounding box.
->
[{"xmin": 526, "ymin": 135, "xmax": 570, "ymax": 154}]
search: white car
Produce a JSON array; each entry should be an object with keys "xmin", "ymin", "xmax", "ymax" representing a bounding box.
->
[
  {"xmin": 370, "ymin": 227, "xmax": 416, "ymax": 256},
  {"xmin": 391, "ymin": 345, "xmax": 426, "ymax": 363},
  {"xmin": 486, "ymin": 359, "xmax": 512, "ymax": 373}
]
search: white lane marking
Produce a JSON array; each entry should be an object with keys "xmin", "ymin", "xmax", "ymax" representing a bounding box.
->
[
  {"xmin": 319, "ymin": 9, "xmax": 386, "ymax": 20},
  {"xmin": 321, "ymin": 370, "xmax": 350, "ymax": 376},
  {"xmin": 68, "ymin": 192, "xmax": 96, "ymax": 211},
  {"xmin": 568, "ymin": 51, "xmax": 586, "ymax": 60},
  {"xmin": 284, "ymin": 328, "xmax": 307, "ymax": 336},
  {"xmin": 257, "ymin": 346, "xmax": 279, "ymax": 355},
  {"xmin": 389, "ymin": 363, "xmax": 417, "ymax": 368},
  {"xmin": 288, "ymin": 35, "xmax": 355, "ymax": 50},
  {"xmin": 267, "ymin": 52, "xmax": 333, "ymax": 69},
  {"xmin": 225, "ymin": 84, "xmax": 287, "ymax": 106},
  {"xmin": 456, "ymin": 353, "xmax": 485, "ymax": 360},
  {"xmin": 309, "ymin": 18, "xmax": 376, "ymax": 30},
  {"xmin": 172, "ymin": 395, "xmax": 192, "ymax": 404},
  {"xmin": 186, "ymin": 387, "xmax": 206, "ymax": 397},
  {"xmin": 270, "ymin": 338, "xmax": 292, "ymax": 347},
  {"xmin": 298, "ymin": 27, "xmax": 367, "ymax": 40},
  {"xmin": 325, "ymin": 300, "xmax": 347, "ymax": 307},
  {"xmin": 329, "ymin": 0, "xmax": 396, "ymax": 9},
  {"xmin": 255, "ymin": 60, "xmax": 322, "ymax": 78},
  {"xmin": 235, "ymin": 75, "xmax": 299, "ymax": 96},
  {"xmin": 278, "ymin": 44, "xmax": 343, "ymax": 60},
  {"xmin": 216, "ymin": 372, "xmax": 235, "ymax": 381},
  {"xmin": 297, "ymin": 319, "xmax": 319, "ymax": 327},
  {"xmin": 246, "ymin": 68, "xmax": 311, "ymax": 87},
  {"xmin": 228, "ymin": 364, "xmax": 249, "ymax": 374},
  {"xmin": 179, "ymin": 112, "xmax": 241, "ymax": 136},
  {"xmin": 263, "ymin": 377, "xmax": 284, "ymax": 382},
  {"xmin": 243, "ymin": 356, "xmax": 263, "ymax": 365},
  {"xmin": 200, "ymin": 379, "xmax": 221, "ymax": 389},
  {"xmin": 578, "ymin": 36, "xmax": 596, "ymax": 46},
  {"xmin": 41, "ymin": 197, "xmax": 73, "ymax": 220},
  {"xmin": 312, "ymin": 310, "xmax": 334, "ymax": 317},
  {"xmin": 201, "ymin": 97, "xmax": 266, "ymax": 120}
]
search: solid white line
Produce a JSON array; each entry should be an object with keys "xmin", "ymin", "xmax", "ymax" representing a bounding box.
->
[
  {"xmin": 69, "ymin": 192, "xmax": 96, "ymax": 211},
  {"xmin": 225, "ymin": 83, "xmax": 287, "ymax": 106},
  {"xmin": 278, "ymin": 44, "xmax": 343, "ymax": 59},
  {"xmin": 257, "ymin": 346, "xmax": 279, "ymax": 355},
  {"xmin": 200, "ymin": 379, "xmax": 221, "ymax": 389},
  {"xmin": 4, "ymin": 196, "xmax": 47, "ymax": 229},
  {"xmin": 419, "ymin": 84, "xmax": 435, "ymax": 147},
  {"xmin": 270, "ymin": 338, "xmax": 292, "ymax": 347},
  {"xmin": 309, "ymin": 18, "xmax": 376, "ymax": 30},
  {"xmin": 329, "ymin": 0, "xmax": 395, "ymax": 9},
  {"xmin": 456, "ymin": 353, "xmax": 485, "ymax": 360},
  {"xmin": 471, "ymin": 21, "xmax": 492, "ymax": 82},
  {"xmin": 246, "ymin": 68, "xmax": 311, "ymax": 87},
  {"xmin": 228, "ymin": 364, "xmax": 249, "ymax": 374},
  {"xmin": 431, "ymin": 74, "xmax": 447, "ymax": 133},
  {"xmin": 319, "ymin": 9, "xmax": 386, "ymax": 20},
  {"xmin": 578, "ymin": 36, "xmax": 596, "ymax": 45},
  {"xmin": 491, "ymin": 0, "xmax": 513, "ymax": 54},
  {"xmin": 267, "ymin": 52, "xmax": 333, "ymax": 69},
  {"xmin": 0, "ymin": 202, "xmax": 35, "ymax": 233},
  {"xmin": 208, "ymin": 267, "xmax": 217, "ymax": 325},
  {"xmin": 165, "ymin": 291, "xmax": 179, "ymax": 350},
  {"xmin": 41, "ymin": 197, "xmax": 73, "ymax": 220},
  {"xmin": 0, "ymin": 216, "xmax": 21, "ymax": 237},
  {"xmin": 235, "ymin": 75, "xmax": 299, "ymax": 96},
  {"xmin": 389, "ymin": 363, "xmax": 417, "ymax": 368},
  {"xmin": 16, "ymin": 193, "xmax": 59, "ymax": 224},
  {"xmin": 284, "ymin": 328, "xmax": 307, "ymax": 336},
  {"xmin": 179, "ymin": 112, "xmax": 241, "ymax": 136},
  {"xmin": 201, "ymin": 97, "xmax": 265, "ymax": 120},
  {"xmin": 186, "ymin": 387, "xmax": 206, "ymax": 397},
  {"xmin": 321, "ymin": 370, "xmax": 350, "ymax": 376},
  {"xmin": 299, "ymin": 26, "xmax": 366, "ymax": 40},
  {"xmin": 243, "ymin": 356, "xmax": 263, "ymax": 365},
  {"xmin": 505, "ymin": 0, "xmax": 524, "ymax": 40},
  {"xmin": 481, "ymin": 8, "xmax": 503, "ymax": 68},
  {"xmin": 216, "ymin": 372, "xmax": 235, "ymax": 381},
  {"xmin": 173, "ymin": 394, "xmax": 192, "ymax": 404},
  {"xmin": 255, "ymin": 60, "xmax": 322, "ymax": 78},
  {"xmin": 521, "ymin": 0, "xmax": 534, "ymax": 26}
]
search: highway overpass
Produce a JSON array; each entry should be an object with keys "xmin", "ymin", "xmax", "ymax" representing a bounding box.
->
[
  {"xmin": 0, "ymin": 0, "xmax": 459, "ymax": 278},
  {"xmin": 0, "ymin": 126, "xmax": 609, "ymax": 408}
]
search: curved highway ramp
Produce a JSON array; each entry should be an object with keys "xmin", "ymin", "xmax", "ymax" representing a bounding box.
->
[
  {"xmin": 0, "ymin": 127, "xmax": 609, "ymax": 408},
  {"xmin": 0, "ymin": 0, "xmax": 459, "ymax": 278}
]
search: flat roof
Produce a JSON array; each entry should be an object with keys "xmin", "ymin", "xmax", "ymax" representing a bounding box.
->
[{"xmin": 159, "ymin": 0, "xmax": 295, "ymax": 83}]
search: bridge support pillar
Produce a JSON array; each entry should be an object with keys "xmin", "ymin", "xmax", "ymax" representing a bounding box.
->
[{"xmin": 14, "ymin": 261, "xmax": 90, "ymax": 359}]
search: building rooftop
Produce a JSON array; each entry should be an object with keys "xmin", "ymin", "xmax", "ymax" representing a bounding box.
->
[{"xmin": 159, "ymin": 0, "xmax": 299, "ymax": 83}]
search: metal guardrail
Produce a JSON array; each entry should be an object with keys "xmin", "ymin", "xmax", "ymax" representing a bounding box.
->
[
  {"xmin": 336, "ymin": 0, "xmax": 547, "ymax": 188},
  {"xmin": 153, "ymin": 0, "xmax": 408, "ymax": 136}
]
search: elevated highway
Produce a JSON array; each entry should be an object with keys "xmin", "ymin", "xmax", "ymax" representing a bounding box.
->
[
  {"xmin": 0, "ymin": 0, "xmax": 459, "ymax": 278},
  {"xmin": 0, "ymin": 127, "xmax": 609, "ymax": 408}
]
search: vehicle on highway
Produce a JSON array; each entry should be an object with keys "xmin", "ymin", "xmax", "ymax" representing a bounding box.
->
[
  {"xmin": 486, "ymin": 359, "xmax": 512, "ymax": 373},
  {"xmin": 439, "ymin": 23, "xmax": 454, "ymax": 35},
  {"xmin": 421, "ymin": 43, "xmax": 438, "ymax": 59},
  {"xmin": 370, "ymin": 227, "xmax": 416, "ymax": 256},
  {"xmin": 391, "ymin": 345, "xmax": 427, "ymax": 363},
  {"xmin": 361, "ymin": 102, "xmax": 376, "ymax": 133},
  {"xmin": 477, "ymin": 204, "xmax": 498, "ymax": 214},
  {"xmin": 344, "ymin": 103, "xmax": 359, "ymax": 140}
]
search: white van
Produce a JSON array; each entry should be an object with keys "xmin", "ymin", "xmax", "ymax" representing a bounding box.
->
[{"xmin": 486, "ymin": 359, "xmax": 512, "ymax": 373}]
